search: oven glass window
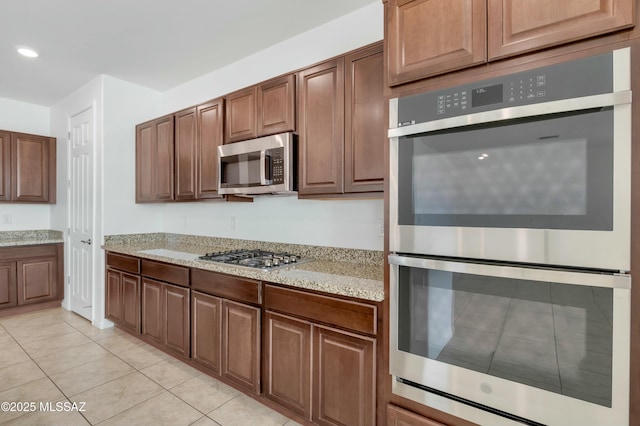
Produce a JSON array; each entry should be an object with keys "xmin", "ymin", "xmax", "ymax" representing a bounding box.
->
[
  {"xmin": 397, "ymin": 266, "xmax": 613, "ymax": 407},
  {"xmin": 397, "ymin": 108, "xmax": 614, "ymax": 230}
]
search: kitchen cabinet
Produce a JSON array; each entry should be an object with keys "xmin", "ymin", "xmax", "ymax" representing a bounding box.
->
[
  {"xmin": 192, "ymin": 291, "xmax": 222, "ymax": 374},
  {"xmin": 174, "ymin": 107, "xmax": 197, "ymax": 200},
  {"xmin": 225, "ymin": 74, "xmax": 296, "ymax": 143},
  {"xmin": 105, "ymin": 253, "xmax": 141, "ymax": 333},
  {"xmin": 136, "ymin": 99, "xmax": 228, "ymax": 202},
  {"xmin": 264, "ymin": 284, "xmax": 377, "ymax": 425},
  {"xmin": 0, "ymin": 130, "xmax": 56, "ymax": 203},
  {"xmin": 191, "ymin": 268, "xmax": 261, "ymax": 394},
  {"xmin": 488, "ymin": 0, "xmax": 635, "ymax": 60},
  {"xmin": 264, "ymin": 312, "xmax": 312, "ymax": 419},
  {"xmin": 298, "ymin": 42, "xmax": 384, "ymax": 197},
  {"xmin": 140, "ymin": 260, "xmax": 190, "ymax": 357},
  {"xmin": 0, "ymin": 244, "xmax": 63, "ymax": 317},
  {"xmin": 386, "ymin": 0, "xmax": 486, "ymax": 86},
  {"xmin": 135, "ymin": 115, "xmax": 174, "ymax": 202},
  {"xmin": 385, "ymin": 0, "xmax": 634, "ymax": 86},
  {"xmin": 0, "ymin": 261, "xmax": 16, "ymax": 308},
  {"xmin": 196, "ymin": 98, "xmax": 225, "ymax": 199},
  {"xmin": 387, "ymin": 405, "xmax": 447, "ymax": 426}
]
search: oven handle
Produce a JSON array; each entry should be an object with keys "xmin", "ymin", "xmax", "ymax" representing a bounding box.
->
[
  {"xmin": 388, "ymin": 254, "xmax": 631, "ymax": 290},
  {"xmin": 388, "ymin": 90, "xmax": 632, "ymax": 138}
]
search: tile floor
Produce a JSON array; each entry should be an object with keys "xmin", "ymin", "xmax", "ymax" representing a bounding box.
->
[{"xmin": 0, "ymin": 308, "xmax": 301, "ymax": 425}]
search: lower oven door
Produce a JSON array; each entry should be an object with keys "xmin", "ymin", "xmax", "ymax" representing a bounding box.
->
[{"xmin": 389, "ymin": 254, "xmax": 630, "ymax": 426}]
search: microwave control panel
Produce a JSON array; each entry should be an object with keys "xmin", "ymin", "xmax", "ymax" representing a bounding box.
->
[
  {"xmin": 396, "ymin": 50, "xmax": 616, "ymax": 126},
  {"xmin": 270, "ymin": 147, "xmax": 285, "ymax": 184}
]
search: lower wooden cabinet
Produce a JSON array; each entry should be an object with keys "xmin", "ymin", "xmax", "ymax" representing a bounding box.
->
[
  {"xmin": 0, "ymin": 261, "xmax": 17, "ymax": 308},
  {"xmin": 106, "ymin": 268, "xmax": 141, "ymax": 333},
  {"xmin": 313, "ymin": 326, "xmax": 375, "ymax": 426},
  {"xmin": 264, "ymin": 285, "xmax": 377, "ymax": 426},
  {"xmin": 192, "ymin": 291, "xmax": 222, "ymax": 374},
  {"xmin": 141, "ymin": 278, "xmax": 190, "ymax": 358},
  {"xmin": 265, "ymin": 311, "xmax": 312, "ymax": 419},
  {"xmin": 191, "ymin": 290, "xmax": 260, "ymax": 395},
  {"xmin": 222, "ymin": 299, "xmax": 261, "ymax": 394},
  {"xmin": 0, "ymin": 244, "xmax": 63, "ymax": 316}
]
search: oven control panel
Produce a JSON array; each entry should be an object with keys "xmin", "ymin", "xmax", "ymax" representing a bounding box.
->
[
  {"xmin": 269, "ymin": 147, "xmax": 285, "ymax": 184},
  {"xmin": 397, "ymin": 50, "xmax": 615, "ymax": 126}
]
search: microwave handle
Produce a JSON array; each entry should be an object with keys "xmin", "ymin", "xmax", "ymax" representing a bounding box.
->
[{"xmin": 260, "ymin": 151, "xmax": 272, "ymax": 185}]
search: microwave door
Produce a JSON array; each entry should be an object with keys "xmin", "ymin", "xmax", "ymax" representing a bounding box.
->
[{"xmin": 220, "ymin": 152, "xmax": 262, "ymax": 189}]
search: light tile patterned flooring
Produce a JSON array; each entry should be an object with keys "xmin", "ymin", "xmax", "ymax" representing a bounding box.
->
[{"xmin": 0, "ymin": 308, "xmax": 301, "ymax": 426}]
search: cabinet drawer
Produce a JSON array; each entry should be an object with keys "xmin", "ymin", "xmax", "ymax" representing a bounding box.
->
[
  {"xmin": 141, "ymin": 259, "xmax": 189, "ymax": 287},
  {"xmin": 106, "ymin": 252, "xmax": 140, "ymax": 274},
  {"xmin": 191, "ymin": 268, "xmax": 260, "ymax": 305},
  {"xmin": 264, "ymin": 284, "xmax": 376, "ymax": 335},
  {"xmin": 0, "ymin": 244, "xmax": 57, "ymax": 260}
]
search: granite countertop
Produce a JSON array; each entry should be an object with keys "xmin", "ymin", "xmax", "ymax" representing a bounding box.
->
[
  {"xmin": 0, "ymin": 230, "xmax": 64, "ymax": 247},
  {"xmin": 103, "ymin": 233, "xmax": 384, "ymax": 302}
]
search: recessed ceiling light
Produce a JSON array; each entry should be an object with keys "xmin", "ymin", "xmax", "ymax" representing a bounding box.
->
[{"xmin": 17, "ymin": 47, "xmax": 39, "ymax": 58}]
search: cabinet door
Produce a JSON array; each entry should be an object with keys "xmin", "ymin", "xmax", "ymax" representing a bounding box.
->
[
  {"xmin": 225, "ymin": 87, "xmax": 257, "ymax": 143},
  {"xmin": 222, "ymin": 299, "xmax": 260, "ymax": 394},
  {"xmin": 264, "ymin": 311, "xmax": 311, "ymax": 420},
  {"xmin": 196, "ymin": 98, "xmax": 224, "ymax": 199},
  {"xmin": 344, "ymin": 43, "xmax": 385, "ymax": 194},
  {"xmin": 0, "ymin": 131, "xmax": 10, "ymax": 201},
  {"xmin": 174, "ymin": 108, "xmax": 197, "ymax": 200},
  {"xmin": 387, "ymin": 405, "xmax": 447, "ymax": 426},
  {"xmin": 155, "ymin": 116, "xmax": 175, "ymax": 201},
  {"xmin": 192, "ymin": 291, "xmax": 222, "ymax": 374},
  {"xmin": 257, "ymin": 74, "xmax": 296, "ymax": 137},
  {"xmin": 105, "ymin": 268, "xmax": 122, "ymax": 323},
  {"xmin": 0, "ymin": 261, "xmax": 17, "ymax": 308},
  {"xmin": 312, "ymin": 326, "xmax": 375, "ymax": 426},
  {"xmin": 488, "ymin": 0, "xmax": 635, "ymax": 60},
  {"xmin": 163, "ymin": 283, "xmax": 190, "ymax": 357},
  {"xmin": 136, "ymin": 115, "xmax": 174, "ymax": 202},
  {"xmin": 298, "ymin": 58, "xmax": 345, "ymax": 196},
  {"xmin": 141, "ymin": 278, "xmax": 163, "ymax": 344},
  {"xmin": 10, "ymin": 133, "xmax": 56, "ymax": 203},
  {"xmin": 16, "ymin": 257, "xmax": 56, "ymax": 305},
  {"xmin": 135, "ymin": 121, "xmax": 156, "ymax": 202},
  {"xmin": 121, "ymin": 273, "xmax": 141, "ymax": 334},
  {"xmin": 386, "ymin": 0, "xmax": 487, "ymax": 86}
]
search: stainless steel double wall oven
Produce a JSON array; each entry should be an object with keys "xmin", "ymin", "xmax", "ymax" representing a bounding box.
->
[{"xmin": 388, "ymin": 48, "xmax": 632, "ymax": 426}]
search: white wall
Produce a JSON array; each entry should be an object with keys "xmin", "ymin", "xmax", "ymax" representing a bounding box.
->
[
  {"xmin": 0, "ymin": 96, "xmax": 52, "ymax": 230},
  {"xmin": 162, "ymin": 2, "xmax": 385, "ymax": 250},
  {"xmin": 102, "ymin": 75, "xmax": 164, "ymax": 235}
]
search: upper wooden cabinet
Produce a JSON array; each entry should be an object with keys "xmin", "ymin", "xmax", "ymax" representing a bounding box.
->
[
  {"xmin": 385, "ymin": 0, "xmax": 634, "ymax": 86},
  {"xmin": 488, "ymin": 0, "xmax": 635, "ymax": 60},
  {"xmin": 298, "ymin": 42, "xmax": 384, "ymax": 197},
  {"xmin": 386, "ymin": 0, "xmax": 487, "ymax": 86},
  {"xmin": 225, "ymin": 74, "xmax": 296, "ymax": 143},
  {"xmin": 136, "ymin": 98, "xmax": 225, "ymax": 203},
  {"xmin": 174, "ymin": 107, "xmax": 197, "ymax": 201},
  {"xmin": 135, "ymin": 115, "xmax": 175, "ymax": 202},
  {"xmin": 0, "ymin": 131, "xmax": 56, "ymax": 204},
  {"xmin": 196, "ymin": 98, "xmax": 225, "ymax": 199}
]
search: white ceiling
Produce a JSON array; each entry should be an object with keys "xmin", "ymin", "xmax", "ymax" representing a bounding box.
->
[{"xmin": 1, "ymin": 0, "xmax": 378, "ymax": 107}]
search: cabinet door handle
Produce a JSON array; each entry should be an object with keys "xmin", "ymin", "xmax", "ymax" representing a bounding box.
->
[{"xmin": 81, "ymin": 239, "xmax": 92, "ymax": 245}]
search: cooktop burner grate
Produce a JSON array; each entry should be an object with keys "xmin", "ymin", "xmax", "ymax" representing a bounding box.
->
[{"xmin": 198, "ymin": 249, "xmax": 307, "ymax": 271}]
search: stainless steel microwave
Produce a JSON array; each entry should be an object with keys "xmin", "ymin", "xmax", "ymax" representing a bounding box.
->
[{"xmin": 218, "ymin": 132, "xmax": 297, "ymax": 196}]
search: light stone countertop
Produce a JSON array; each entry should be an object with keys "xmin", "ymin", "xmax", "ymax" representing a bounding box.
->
[
  {"xmin": 103, "ymin": 234, "xmax": 384, "ymax": 302},
  {"xmin": 0, "ymin": 230, "xmax": 64, "ymax": 247}
]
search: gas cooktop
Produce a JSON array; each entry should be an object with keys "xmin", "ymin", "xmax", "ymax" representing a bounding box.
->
[{"xmin": 198, "ymin": 249, "xmax": 307, "ymax": 271}]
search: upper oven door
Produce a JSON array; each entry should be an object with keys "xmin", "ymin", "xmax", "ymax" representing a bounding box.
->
[{"xmin": 389, "ymin": 50, "xmax": 631, "ymax": 271}]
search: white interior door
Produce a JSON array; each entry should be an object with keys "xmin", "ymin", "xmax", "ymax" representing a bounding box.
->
[{"xmin": 68, "ymin": 108, "xmax": 94, "ymax": 320}]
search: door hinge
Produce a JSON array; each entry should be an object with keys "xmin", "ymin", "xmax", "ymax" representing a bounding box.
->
[{"xmin": 68, "ymin": 131, "xmax": 71, "ymax": 140}]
